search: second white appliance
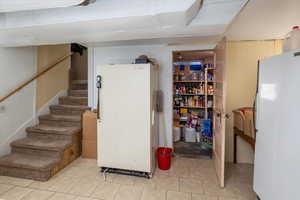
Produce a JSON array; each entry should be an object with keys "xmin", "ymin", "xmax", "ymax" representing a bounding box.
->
[
  {"xmin": 254, "ymin": 49, "xmax": 300, "ymax": 200},
  {"xmin": 97, "ymin": 64, "xmax": 159, "ymax": 177}
]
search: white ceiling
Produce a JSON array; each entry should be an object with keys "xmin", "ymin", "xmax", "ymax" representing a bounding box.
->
[
  {"xmin": 0, "ymin": 0, "xmax": 247, "ymax": 47},
  {"xmin": 0, "ymin": 0, "xmax": 85, "ymax": 13},
  {"xmin": 225, "ymin": 0, "xmax": 300, "ymax": 40}
]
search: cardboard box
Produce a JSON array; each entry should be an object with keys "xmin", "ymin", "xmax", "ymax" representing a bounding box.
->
[
  {"xmin": 82, "ymin": 110, "xmax": 98, "ymax": 159},
  {"xmin": 83, "ymin": 110, "xmax": 97, "ymax": 140},
  {"xmin": 82, "ymin": 140, "xmax": 97, "ymax": 159}
]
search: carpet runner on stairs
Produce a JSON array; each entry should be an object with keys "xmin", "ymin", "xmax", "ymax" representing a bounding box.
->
[{"xmin": 0, "ymin": 80, "xmax": 90, "ymax": 181}]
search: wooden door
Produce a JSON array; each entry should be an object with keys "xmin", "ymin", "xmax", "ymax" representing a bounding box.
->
[{"xmin": 213, "ymin": 38, "xmax": 227, "ymax": 188}]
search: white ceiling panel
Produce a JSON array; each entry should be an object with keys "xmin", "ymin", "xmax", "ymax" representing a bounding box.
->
[
  {"xmin": 0, "ymin": 0, "xmax": 247, "ymax": 47},
  {"xmin": 0, "ymin": 0, "xmax": 85, "ymax": 13}
]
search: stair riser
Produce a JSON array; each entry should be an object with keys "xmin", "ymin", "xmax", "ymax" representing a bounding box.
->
[
  {"xmin": 50, "ymin": 107, "xmax": 85, "ymax": 116},
  {"xmin": 71, "ymin": 84, "xmax": 88, "ymax": 90},
  {"xmin": 39, "ymin": 119, "xmax": 81, "ymax": 127},
  {"xmin": 59, "ymin": 98, "xmax": 88, "ymax": 106},
  {"xmin": 27, "ymin": 132, "xmax": 73, "ymax": 141},
  {"xmin": 12, "ymin": 147, "xmax": 61, "ymax": 158},
  {"xmin": 68, "ymin": 90, "xmax": 88, "ymax": 97},
  {"xmin": 0, "ymin": 166, "xmax": 51, "ymax": 182}
]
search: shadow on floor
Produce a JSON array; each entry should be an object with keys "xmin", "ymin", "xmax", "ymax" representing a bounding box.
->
[{"xmin": 174, "ymin": 141, "xmax": 212, "ymax": 159}]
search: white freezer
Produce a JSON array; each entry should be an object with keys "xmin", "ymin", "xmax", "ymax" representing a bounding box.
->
[
  {"xmin": 96, "ymin": 64, "xmax": 159, "ymax": 175},
  {"xmin": 254, "ymin": 49, "xmax": 300, "ymax": 199}
]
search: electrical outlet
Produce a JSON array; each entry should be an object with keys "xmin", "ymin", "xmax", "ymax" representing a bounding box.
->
[{"xmin": 0, "ymin": 105, "xmax": 5, "ymax": 113}]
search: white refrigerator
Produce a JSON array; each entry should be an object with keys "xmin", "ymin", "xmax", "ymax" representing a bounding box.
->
[
  {"xmin": 254, "ymin": 49, "xmax": 300, "ymax": 199},
  {"xmin": 96, "ymin": 64, "xmax": 159, "ymax": 177}
]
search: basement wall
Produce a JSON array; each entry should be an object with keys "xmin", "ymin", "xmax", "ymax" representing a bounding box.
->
[
  {"xmin": 225, "ymin": 40, "xmax": 283, "ymax": 163},
  {"xmin": 89, "ymin": 44, "xmax": 215, "ymax": 147},
  {"xmin": 36, "ymin": 44, "xmax": 71, "ymax": 110},
  {"xmin": 0, "ymin": 47, "xmax": 37, "ymax": 156}
]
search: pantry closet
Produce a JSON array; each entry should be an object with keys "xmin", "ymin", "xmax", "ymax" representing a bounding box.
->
[
  {"xmin": 173, "ymin": 50, "xmax": 215, "ymax": 158},
  {"xmin": 172, "ymin": 41, "xmax": 227, "ymax": 188}
]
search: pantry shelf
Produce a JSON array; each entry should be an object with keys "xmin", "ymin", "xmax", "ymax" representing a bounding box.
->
[
  {"xmin": 173, "ymin": 106, "xmax": 206, "ymax": 109},
  {"xmin": 172, "ymin": 51, "xmax": 215, "ymax": 157},
  {"xmin": 174, "ymin": 80, "xmax": 215, "ymax": 83},
  {"xmin": 175, "ymin": 94, "xmax": 214, "ymax": 96}
]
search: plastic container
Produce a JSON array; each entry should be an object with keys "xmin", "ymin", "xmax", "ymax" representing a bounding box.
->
[
  {"xmin": 157, "ymin": 147, "xmax": 172, "ymax": 170},
  {"xmin": 185, "ymin": 127, "xmax": 196, "ymax": 142},
  {"xmin": 283, "ymin": 26, "xmax": 300, "ymax": 52},
  {"xmin": 196, "ymin": 131, "xmax": 201, "ymax": 143},
  {"xmin": 290, "ymin": 26, "xmax": 300, "ymax": 50},
  {"xmin": 173, "ymin": 127, "xmax": 181, "ymax": 142}
]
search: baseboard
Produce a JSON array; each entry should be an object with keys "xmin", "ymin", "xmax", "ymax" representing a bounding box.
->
[
  {"xmin": 0, "ymin": 117, "xmax": 35, "ymax": 157},
  {"xmin": 35, "ymin": 89, "xmax": 67, "ymax": 123}
]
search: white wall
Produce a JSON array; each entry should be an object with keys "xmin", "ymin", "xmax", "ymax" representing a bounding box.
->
[
  {"xmin": 0, "ymin": 47, "xmax": 37, "ymax": 156},
  {"xmin": 89, "ymin": 44, "xmax": 215, "ymax": 147}
]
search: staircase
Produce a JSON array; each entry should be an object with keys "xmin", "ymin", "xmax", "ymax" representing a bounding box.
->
[{"xmin": 0, "ymin": 80, "xmax": 89, "ymax": 181}]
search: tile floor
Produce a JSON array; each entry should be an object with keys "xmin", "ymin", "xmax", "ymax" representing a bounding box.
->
[{"xmin": 0, "ymin": 157, "xmax": 256, "ymax": 200}]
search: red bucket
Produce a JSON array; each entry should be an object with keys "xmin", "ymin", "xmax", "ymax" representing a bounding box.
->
[{"xmin": 157, "ymin": 147, "xmax": 172, "ymax": 170}]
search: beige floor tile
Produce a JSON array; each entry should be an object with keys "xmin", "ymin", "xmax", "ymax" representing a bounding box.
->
[
  {"xmin": 155, "ymin": 169, "xmax": 171, "ymax": 177},
  {"xmin": 167, "ymin": 191, "xmax": 191, "ymax": 200},
  {"xmin": 48, "ymin": 193, "xmax": 76, "ymax": 200},
  {"xmin": 0, "ymin": 183, "xmax": 14, "ymax": 195},
  {"xmin": 91, "ymin": 182, "xmax": 120, "ymax": 200},
  {"xmin": 114, "ymin": 185, "xmax": 143, "ymax": 200},
  {"xmin": 21, "ymin": 190, "xmax": 54, "ymax": 200},
  {"xmin": 0, "ymin": 176, "xmax": 33, "ymax": 187},
  {"xmin": 133, "ymin": 178, "xmax": 156, "ymax": 191},
  {"xmin": 203, "ymin": 184, "xmax": 238, "ymax": 198},
  {"xmin": 141, "ymin": 188, "xmax": 166, "ymax": 200},
  {"xmin": 0, "ymin": 157, "xmax": 254, "ymax": 200},
  {"xmin": 154, "ymin": 176, "xmax": 179, "ymax": 191},
  {"xmin": 133, "ymin": 176, "xmax": 155, "ymax": 186},
  {"xmin": 236, "ymin": 196, "xmax": 257, "ymax": 200},
  {"xmin": 191, "ymin": 194, "xmax": 218, "ymax": 200},
  {"xmin": 169, "ymin": 166, "xmax": 191, "ymax": 178},
  {"xmin": 71, "ymin": 158, "xmax": 97, "ymax": 168},
  {"xmin": 75, "ymin": 197, "xmax": 101, "ymax": 200},
  {"xmin": 47, "ymin": 176, "xmax": 78, "ymax": 193},
  {"xmin": 111, "ymin": 174, "xmax": 135, "ymax": 185},
  {"xmin": 28, "ymin": 176, "xmax": 60, "ymax": 190},
  {"xmin": 60, "ymin": 166, "xmax": 100, "ymax": 178},
  {"xmin": 0, "ymin": 186, "xmax": 32, "ymax": 200},
  {"xmin": 218, "ymin": 197, "xmax": 238, "ymax": 200},
  {"xmin": 180, "ymin": 178, "xmax": 204, "ymax": 194},
  {"xmin": 67, "ymin": 178, "xmax": 99, "ymax": 197}
]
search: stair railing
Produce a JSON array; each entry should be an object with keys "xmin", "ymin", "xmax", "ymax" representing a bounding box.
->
[{"xmin": 0, "ymin": 52, "xmax": 73, "ymax": 103}]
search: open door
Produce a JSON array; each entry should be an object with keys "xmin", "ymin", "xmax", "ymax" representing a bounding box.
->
[{"xmin": 213, "ymin": 38, "xmax": 227, "ymax": 187}]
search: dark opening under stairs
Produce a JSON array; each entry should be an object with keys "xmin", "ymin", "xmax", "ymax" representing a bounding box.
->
[{"xmin": 0, "ymin": 80, "xmax": 90, "ymax": 181}]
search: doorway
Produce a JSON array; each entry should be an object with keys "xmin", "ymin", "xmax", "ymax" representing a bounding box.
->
[
  {"xmin": 172, "ymin": 50, "xmax": 215, "ymax": 159},
  {"xmin": 70, "ymin": 43, "xmax": 88, "ymax": 82}
]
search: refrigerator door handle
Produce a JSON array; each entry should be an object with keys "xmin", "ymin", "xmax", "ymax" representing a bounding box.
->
[{"xmin": 294, "ymin": 52, "xmax": 300, "ymax": 57}]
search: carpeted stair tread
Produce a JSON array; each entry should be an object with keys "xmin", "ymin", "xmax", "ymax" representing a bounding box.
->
[
  {"xmin": 71, "ymin": 80, "xmax": 88, "ymax": 90},
  {"xmin": 50, "ymin": 104, "xmax": 90, "ymax": 112},
  {"xmin": 50, "ymin": 104, "xmax": 89, "ymax": 110},
  {"xmin": 0, "ymin": 153, "xmax": 59, "ymax": 171},
  {"xmin": 68, "ymin": 89, "xmax": 88, "ymax": 97},
  {"xmin": 39, "ymin": 114, "xmax": 81, "ymax": 122},
  {"xmin": 11, "ymin": 137, "xmax": 71, "ymax": 152},
  {"xmin": 72, "ymin": 80, "xmax": 88, "ymax": 84},
  {"xmin": 0, "ymin": 79, "xmax": 90, "ymax": 181},
  {"xmin": 26, "ymin": 124, "xmax": 81, "ymax": 136},
  {"xmin": 59, "ymin": 96, "xmax": 88, "ymax": 106},
  {"xmin": 59, "ymin": 96, "xmax": 88, "ymax": 101}
]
